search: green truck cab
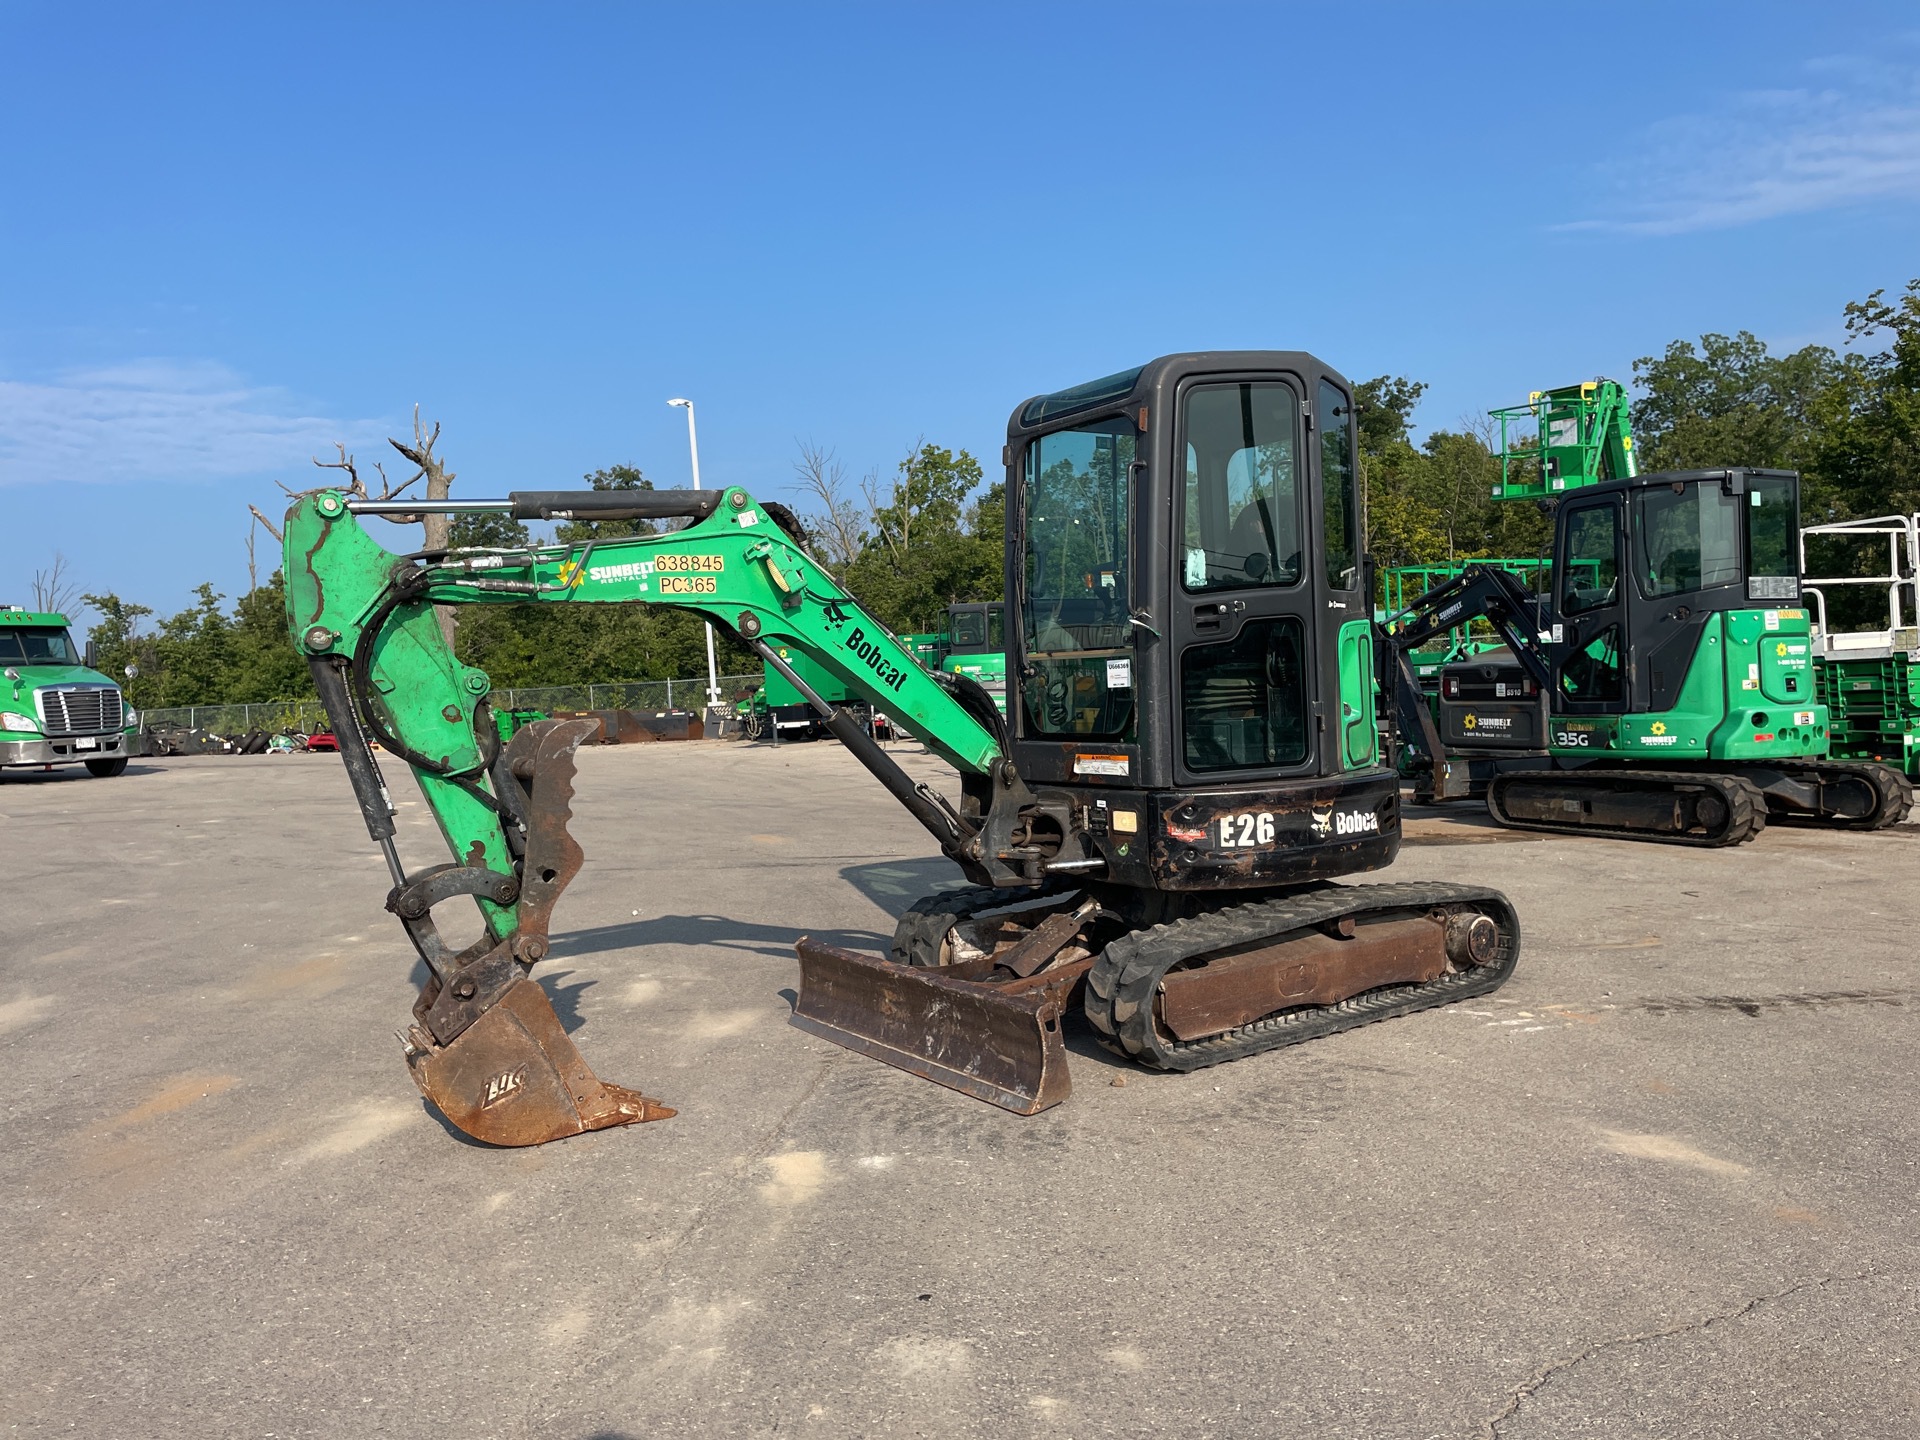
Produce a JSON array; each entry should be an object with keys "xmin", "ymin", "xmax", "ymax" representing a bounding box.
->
[{"xmin": 0, "ymin": 607, "xmax": 145, "ymax": 777}]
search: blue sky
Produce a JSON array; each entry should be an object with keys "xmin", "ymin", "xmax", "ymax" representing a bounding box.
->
[{"xmin": 4, "ymin": 3, "xmax": 1919, "ymax": 631}]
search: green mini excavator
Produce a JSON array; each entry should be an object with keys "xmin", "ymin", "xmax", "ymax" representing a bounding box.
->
[
  {"xmin": 1383, "ymin": 467, "xmax": 1914, "ymax": 843},
  {"xmin": 285, "ymin": 352, "xmax": 1519, "ymax": 1147}
]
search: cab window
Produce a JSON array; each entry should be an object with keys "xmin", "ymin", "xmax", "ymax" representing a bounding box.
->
[
  {"xmin": 1318, "ymin": 380, "xmax": 1358, "ymax": 591},
  {"xmin": 1020, "ymin": 417, "xmax": 1135, "ymax": 739},
  {"xmin": 1181, "ymin": 382, "xmax": 1301, "ymax": 593},
  {"xmin": 1634, "ymin": 482, "xmax": 1740, "ymax": 598},
  {"xmin": 1560, "ymin": 505, "xmax": 1620, "ymax": 615}
]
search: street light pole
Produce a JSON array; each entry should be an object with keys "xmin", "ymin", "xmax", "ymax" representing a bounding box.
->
[{"xmin": 667, "ymin": 397, "xmax": 723, "ymax": 710}]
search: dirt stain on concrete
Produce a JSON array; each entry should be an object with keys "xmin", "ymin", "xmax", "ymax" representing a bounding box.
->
[
  {"xmin": 232, "ymin": 954, "xmax": 354, "ymax": 1000},
  {"xmin": 685, "ymin": 1009, "xmax": 761, "ymax": 1041},
  {"xmin": 0, "ymin": 994, "xmax": 58, "ymax": 1034},
  {"xmin": 877, "ymin": 1336, "xmax": 972, "ymax": 1377},
  {"xmin": 759, "ymin": 1150, "xmax": 829, "ymax": 1206},
  {"xmin": 298, "ymin": 1100, "xmax": 418, "ymax": 1160},
  {"xmin": 112, "ymin": 1073, "xmax": 239, "ymax": 1128},
  {"xmin": 1597, "ymin": 1128, "xmax": 1749, "ymax": 1177}
]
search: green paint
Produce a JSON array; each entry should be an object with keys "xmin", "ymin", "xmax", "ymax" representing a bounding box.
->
[
  {"xmin": 1336, "ymin": 618, "xmax": 1377, "ymax": 768},
  {"xmin": 284, "ymin": 491, "xmax": 1007, "ymax": 937}
]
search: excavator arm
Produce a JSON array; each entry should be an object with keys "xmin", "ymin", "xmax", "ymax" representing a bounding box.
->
[
  {"xmin": 283, "ymin": 483, "xmax": 1059, "ymax": 1144},
  {"xmin": 1377, "ymin": 563, "xmax": 1554, "ymax": 770}
]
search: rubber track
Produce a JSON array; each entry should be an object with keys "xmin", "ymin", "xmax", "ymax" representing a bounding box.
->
[
  {"xmin": 1762, "ymin": 760, "xmax": 1914, "ymax": 831},
  {"xmin": 1083, "ymin": 881, "xmax": 1520, "ymax": 1072},
  {"xmin": 891, "ymin": 884, "xmax": 1078, "ymax": 968},
  {"xmin": 1486, "ymin": 768, "xmax": 1763, "ymax": 848}
]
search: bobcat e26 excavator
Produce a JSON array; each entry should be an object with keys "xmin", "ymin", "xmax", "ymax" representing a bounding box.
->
[{"xmin": 284, "ymin": 352, "xmax": 1520, "ymax": 1148}]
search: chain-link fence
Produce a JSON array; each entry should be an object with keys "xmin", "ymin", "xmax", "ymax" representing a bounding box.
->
[{"xmin": 142, "ymin": 673, "xmax": 762, "ymax": 735}]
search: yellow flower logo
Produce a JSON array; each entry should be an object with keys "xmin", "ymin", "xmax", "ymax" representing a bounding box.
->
[
  {"xmin": 1464, "ymin": 714, "xmax": 1477, "ymax": 729},
  {"xmin": 558, "ymin": 560, "xmax": 584, "ymax": 589},
  {"xmin": 1776, "ymin": 642, "xmax": 1788, "ymax": 656},
  {"xmin": 1650, "ymin": 721, "xmax": 1668, "ymax": 735}
]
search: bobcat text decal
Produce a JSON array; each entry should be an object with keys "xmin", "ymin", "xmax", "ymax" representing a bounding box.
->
[{"xmin": 843, "ymin": 627, "xmax": 909, "ymax": 692}]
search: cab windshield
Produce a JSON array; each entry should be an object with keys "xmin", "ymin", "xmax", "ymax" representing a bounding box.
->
[{"xmin": 0, "ymin": 627, "xmax": 78, "ymax": 666}]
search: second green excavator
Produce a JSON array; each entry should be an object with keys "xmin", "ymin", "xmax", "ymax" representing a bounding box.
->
[{"xmin": 284, "ymin": 352, "xmax": 1520, "ymax": 1147}]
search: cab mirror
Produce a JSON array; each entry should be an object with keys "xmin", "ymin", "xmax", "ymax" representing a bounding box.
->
[{"xmin": 85, "ymin": 640, "xmax": 99, "ymax": 668}]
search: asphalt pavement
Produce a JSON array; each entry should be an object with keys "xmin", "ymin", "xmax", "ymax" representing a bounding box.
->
[{"xmin": 3, "ymin": 741, "xmax": 1917, "ymax": 1438}]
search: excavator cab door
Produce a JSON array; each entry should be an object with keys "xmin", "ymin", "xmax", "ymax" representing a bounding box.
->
[
  {"xmin": 1552, "ymin": 495, "xmax": 1629, "ymax": 716},
  {"xmin": 1167, "ymin": 373, "xmax": 1322, "ymax": 783}
]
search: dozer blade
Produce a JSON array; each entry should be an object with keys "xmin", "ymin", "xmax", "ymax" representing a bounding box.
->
[
  {"xmin": 792, "ymin": 937, "xmax": 1088, "ymax": 1114},
  {"xmin": 405, "ymin": 977, "xmax": 674, "ymax": 1146}
]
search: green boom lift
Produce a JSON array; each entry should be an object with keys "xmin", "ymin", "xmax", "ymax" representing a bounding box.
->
[{"xmin": 286, "ymin": 351, "xmax": 1520, "ymax": 1148}]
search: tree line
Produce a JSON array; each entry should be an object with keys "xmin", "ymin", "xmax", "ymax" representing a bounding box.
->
[{"xmin": 72, "ymin": 276, "xmax": 1920, "ymax": 709}]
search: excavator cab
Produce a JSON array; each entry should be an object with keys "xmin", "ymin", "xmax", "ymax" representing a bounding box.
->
[{"xmin": 986, "ymin": 353, "xmax": 1393, "ymax": 890}]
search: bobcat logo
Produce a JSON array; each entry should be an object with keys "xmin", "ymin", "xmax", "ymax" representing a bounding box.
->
[{"xmin": 1311, "ymin": 807, "xmax": 1333, "ymax": 838}]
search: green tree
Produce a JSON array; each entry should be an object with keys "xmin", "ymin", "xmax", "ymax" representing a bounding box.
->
[
  {"xmin": 1630, "ymin": 331, "xmax": 1842, "ymax": 495},
  {"xmin": 842, "ymin": 442, "xmax": 1000, "ymax": 633},
  {"xmin": 1811, "ymin": 279, "xmax": 1920, "ymax": 519},
  {"xmin": 451, "ymin": 463, "xmax": 756, "ymax": 690}
]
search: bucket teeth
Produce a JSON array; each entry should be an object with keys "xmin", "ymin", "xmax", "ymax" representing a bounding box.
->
[
  {"xmin": 791, "ymin": 936, "xmax": 1087, "ymax": 1114},
  {"xmin": 405, "ymin": 976, "xmax": 674, "ymax": 1146}
]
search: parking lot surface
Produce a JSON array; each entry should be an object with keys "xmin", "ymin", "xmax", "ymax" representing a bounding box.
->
[{"xmin": 4, "ymin": 741, "xmax": 1918, "ymax": 1438}]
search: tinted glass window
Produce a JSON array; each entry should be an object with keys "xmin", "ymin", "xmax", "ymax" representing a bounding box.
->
[
  {"xmin": 1021, "ymin": 418, "xmax": 1135, "ymax": 740},
  {"xmin": 1560, "ymin": 505, "xmax": 1619, "ymax": 615},
  {"xmin": 1747, "ymin": 474, "xmax": 1797, "ymax": 580},
  {"xmin": 1181, "ymin": 617, "xmax": 1309, "ymax": 772},
  {"xmin": 1319, "ymin": 380, "xmax": 1358, "ymax": 590},
  {"xmin": 988, "ymin": 605, "xmax": 1005, "ymax": 650},
  {"xmin": 0, "ymin": 627, "xmax": 78, "ymax": 665},
  {"xmin": 1634, "ymin": 482, "xmax": 1740, "ymax": 598},
  {"xmin": 949, "ymin": 609, "xmax": 985, "ymax": 648},
  {"xmin": 1020, "ymin": 366, "xmax": 1144, "ymax": 427},
  {"xmin": 1182, "ymin": 382, "xmax": 1300, "ymax": 592},
  {"xmin": 1560, "ymin": 623, "xmax": 1623, "ymax": 702}
]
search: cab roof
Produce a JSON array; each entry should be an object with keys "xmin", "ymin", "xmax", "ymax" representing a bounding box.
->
[
  {"xmin": 1557, "ymin": 466, "xmax": 1798, "ymax": 502},
  {"xmin": 0, "ymin": 609, "xmax": 68, "ymax": 627},
  {"xmin": 1009, "ymin": 351, "xmax": 1348, "ymax": 436}
]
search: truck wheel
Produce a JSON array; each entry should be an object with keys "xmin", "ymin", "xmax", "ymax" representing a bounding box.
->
[{"xmin": 85, "ymin": 758, "xmax": 128, "ymax": 777}]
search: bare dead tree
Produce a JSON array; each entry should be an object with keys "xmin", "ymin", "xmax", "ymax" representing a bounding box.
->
[
  {"xmin": 31, "ymin": 553, "xmax": 80, "ymax": 615},
  {"xmin": 302, "ymin": 444, "xmax": 421, "ymax": 508},
  {"xmin": 387, "ymin": 406, "xmax": 458, "ymax": 645},
  {"xmin": 245, "ymin": 506, "xmax": 284, "ymax": 593},
  {"xmin": 792, "ymin": 439, "xmax": 867, "ymax": 575}
]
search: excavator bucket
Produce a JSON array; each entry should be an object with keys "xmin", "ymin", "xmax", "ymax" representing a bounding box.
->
[
  {"xmin": 404, "ymin": 977, "xmax": 674, "ymax": 1146},
  {"xmin": 391, "ymin": 717, "xmax": 674, "ymax": 1146},
  {"xmin": 791, "ymin": 939, "xmax": 1089, "ymax": 1114}
]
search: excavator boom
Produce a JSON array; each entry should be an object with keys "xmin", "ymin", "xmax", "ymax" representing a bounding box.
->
[{"xmin": 283, "ymin": 483, "xmax": 1070, "ymax": 1143}]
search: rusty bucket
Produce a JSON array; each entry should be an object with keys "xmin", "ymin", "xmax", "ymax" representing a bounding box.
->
[{"xmin": 404, "ymin": 977, "xmax": 674, "ymax": 1146}]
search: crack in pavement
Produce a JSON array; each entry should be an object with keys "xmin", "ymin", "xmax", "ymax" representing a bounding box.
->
[{"xmin": 1482, "ymin": 1270, "xmax": 1875, "ymax": 1438}]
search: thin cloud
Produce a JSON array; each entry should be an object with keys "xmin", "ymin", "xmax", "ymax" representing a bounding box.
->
[
  {"xmin": 1561, "ymin": 58, "xmax": 1920, "ymax": 235},
  {"xmin": 0, "ymin": 358, "xmax": 385, "ymax": 487}
]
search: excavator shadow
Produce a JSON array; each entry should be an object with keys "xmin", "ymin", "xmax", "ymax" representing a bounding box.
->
[
  {"xmin": 837, "ymin": 856, "xmax": 971, "ymax": 917},
  {"xmin": 543, "ymin": 915, "xmax": 894, "ymax": 964}
]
